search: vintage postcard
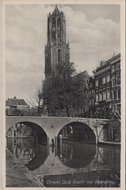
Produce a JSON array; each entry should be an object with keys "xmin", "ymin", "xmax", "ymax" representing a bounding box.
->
[{"xmin": 1, "ymin": 0, "xmax": 125, "ymax": 189}]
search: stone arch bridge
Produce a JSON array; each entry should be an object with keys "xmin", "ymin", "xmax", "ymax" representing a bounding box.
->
[{"xmin": 6, "ymin": 116, "xmax": 120, "ymax": 144}]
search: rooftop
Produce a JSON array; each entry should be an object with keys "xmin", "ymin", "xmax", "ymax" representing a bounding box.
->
[
  {"xmin": 94, "ymin": 53, "xmax": 120, "ymax": 73},
  {"xmin": 6, "ymin": 97, "xmax": 27, "ymax": 106}
]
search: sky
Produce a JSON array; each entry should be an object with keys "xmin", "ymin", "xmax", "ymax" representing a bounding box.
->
[{"xmin": 5, "ymin": 4, "xmax": 120, "ymax": 103}]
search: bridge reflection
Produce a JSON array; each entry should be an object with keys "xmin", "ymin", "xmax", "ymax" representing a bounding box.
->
[
  {"xmin": 6, "ymin": 137, "xmax": 120, "ymax": 177},
  {"xmin": 57, "ymin": 141, "xmax": 96, "ymax": 168},
  {"xmin": 6, "ymin": 137, "xmax": 48, "ymax": 170}
]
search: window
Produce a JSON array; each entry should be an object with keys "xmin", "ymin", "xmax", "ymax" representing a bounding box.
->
[
  {"xmin": 117, "ymin": 89, "xmax": 120, "ymax": 100},
  {"xmin": 107, "ymin": 89, "xmax": 110, "ymax": 99},
  {"xmin": 116, "ymin": 63, "xmax": 120, "ymax": 71},
  {"xmin": 114, "ymin": 90, "xmax": 116, "ymax": 100},
  {"xmin": 99, "ymin": 92, "xmax": 102, "ymax": 101},
  {"xmin": 95, "ymin": 80, "xmax": 98, "ymax": 87},
  {"xmin": 57, "ymin": 18, "xmax": 61, "ymax": 27},
  {"xmin": 111, "ymin": 75, "xmax": 116, "ymax": 87},
  {"xmin": 116, "ymin": 79, "xmax": 120, "ymax": 85},
  {"xmin": 114, "ymin": 105, "xmax": 117, "ymax": 112},
  {"xmin": 112, "ymin": 105, "xmax": 114, "ymax": 112},
  {"xmin": 111, "ymin": 65, "xmax": 115, "ymax": 73},
  {"xmin": 92, "ymin": 99, "xmax": 95, "ymax": 105},
  {"xmin": 52, "ymin": 18, "xmax": 56, "ymax": 27},
  {"xmin": 58, "ymin": 31, "xmax": 61, "ymax": 42},
  {"xmin": 99, "ymin": 78, "xmax": 102, "ymax": 85},
  {"xmin": 92, "ymin": 89, "xmax": 95, "ymax": 95},
  {"xmin": 116, "ymin": 73, "xmax": 120, "ymax": 85},
  {"xmin": 103, "ymin": 76, "xmax": 106, "ymax": 84},
  {"xmin": 58, "ymin": 49, "xmax": 61, "ymax": 63},
  {"xmin": 96, "ymin": 94, "xmax": 98, "ymax": 102},
  {"xmin": 106, "ymin": 75, "xmax": 110, "ymax": 82},
  {"xmin": 103, "ymin": 91, "xmax": 106, "ymax": 100},
  {"xmin": 89, "ymin": 100, "xmax": 91, "ymax": 106},
  {"xmin": 117, "ymin": 104, "xmax": 121, "ymax": 115},
  {"xmin": 112, "ymin": 79, "xmax": 116, "ymax": 87},
  {"xmin": 52, "ymin": 31, "xmax": 56, "ymax": 41}
]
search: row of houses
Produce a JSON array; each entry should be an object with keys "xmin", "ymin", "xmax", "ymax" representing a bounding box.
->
[{"xmin": 88, "ymin": 53, "xmax": 121, "ymax": 119}]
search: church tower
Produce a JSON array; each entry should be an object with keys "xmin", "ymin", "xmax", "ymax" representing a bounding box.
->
[{"xmin": 45, "ymin": 5, "xmax": 70, "ymax": 78}]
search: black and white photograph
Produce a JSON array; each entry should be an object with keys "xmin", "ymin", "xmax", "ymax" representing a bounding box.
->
[{"xmin": 3, "ymin": 0, "xmax": 125, "ymax": 188}]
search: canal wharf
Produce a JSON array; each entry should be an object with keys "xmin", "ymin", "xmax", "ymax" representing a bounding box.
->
[
  {"xmin": 6, "ymin": 149, "xmax": 43, "ymax": 187},
  {"xmin": 98, "ymin": 141, "xmax": 120, "ymax": 147}
]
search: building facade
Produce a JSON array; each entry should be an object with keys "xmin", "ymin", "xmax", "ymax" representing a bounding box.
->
[
  {"xmin": 6, "ymin": 96, "xmax": 29, "ymax": 116},
  {"xmin": 93, "ymin": 54, "xmax": 121, "ymax": 119},
  {"xmin": 88, "ymin": 76, "xmax": 95, "ymax": 118},
  {"xmin": 45, "ymin": 5, "xmax": 70, "ymax": 78},
  {"xmin": 110, "ymin": 54, "xmax": 121, "ymax": 118}
]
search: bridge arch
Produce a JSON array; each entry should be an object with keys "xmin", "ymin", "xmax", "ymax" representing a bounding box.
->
[
  {"xmin": 6, "ymin": 119, "xmax": 49, "ymax": 145},
  {"xmin": 6, "ymin": 116, "xmax": 112, "ymax": 145},
  {"xmin": 57, "ymin": 121, "xmax": 97, "ymax": 144},
  {"xmin": 6, "ymin": 120, "xmax": 49, "ymax": 171}
]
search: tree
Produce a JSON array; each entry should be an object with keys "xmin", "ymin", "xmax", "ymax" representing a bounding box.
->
[
  {"xmin": 72, "ymin": 72, "xmax": 89, "ymax": 116},
  {"xmin": 36, "ymin": 86, "xmax": 43, "ymax": 115},
  {"xmin": 43, "ymin": 61, "xmax": 76, "ymax": 116},
  {"xmin": 28, "ymin": 84, "xmax": 43, "ymax": 115},
  {"xmin": 43, "ymin": 62, "xmax": 90, "ymax": 117}
]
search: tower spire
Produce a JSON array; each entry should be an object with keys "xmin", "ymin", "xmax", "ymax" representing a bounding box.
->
[{"xmin": 53, "ymin": 4, "xmax": 60, "ymax": 14}]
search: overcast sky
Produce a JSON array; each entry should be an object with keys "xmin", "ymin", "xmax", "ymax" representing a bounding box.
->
[{"xmin": 5, "ymin": 4, "xmax": 120, "ymax": 102}]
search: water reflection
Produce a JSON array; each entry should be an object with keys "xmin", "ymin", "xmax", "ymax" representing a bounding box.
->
[
  {"xmin": 57, "ymin": 141, "xmax": 96, "ymax": 168},
  {"xmin": 7, "ymin": 137, "xmax": 48, "ymax": 170},
  {"xmin": 97, "ymin": 146, "xmax": 120, "ymax": 170},
  {"xmin": 6, "ymin": 137, "xmax": 120, "ymax": 176}
]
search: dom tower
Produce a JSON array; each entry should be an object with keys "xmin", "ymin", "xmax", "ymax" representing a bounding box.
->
[{"xmin": 45, "ymin": 5, "xmax": 70, "ymax": 78}]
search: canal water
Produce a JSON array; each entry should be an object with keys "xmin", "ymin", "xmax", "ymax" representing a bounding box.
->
[{"xmin": 6, "ymin": 136, "xmax": 120, "ymax": 187}]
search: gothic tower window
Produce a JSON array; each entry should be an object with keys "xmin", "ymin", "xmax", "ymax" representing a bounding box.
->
[
  {"xmin": 52, "ymin": 18, "xmax": 56, "ymax": 27},
  {"xmin": 57, "ymin": 18, "xmax": 61, "ymax": 27},
  {"xmin": 58, "ymin": 49, "xmax": 61, "ymax": 63},
  {"xmin": 48, "ymin": 17, "xmax": 50, "ymax": 40},
  {"xmin": 58, "ymin": 31, "xmax": 61, "ymax": 42},
  {"xmin": 52, "ymin": 31, "xmax": 56, "ymax": 41}
]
